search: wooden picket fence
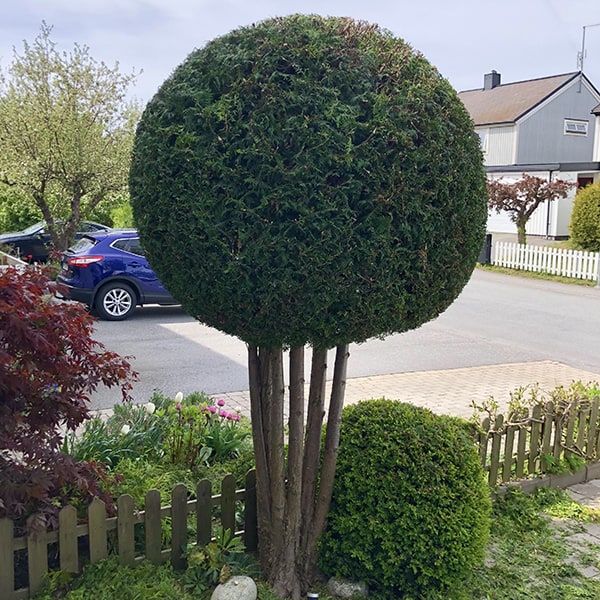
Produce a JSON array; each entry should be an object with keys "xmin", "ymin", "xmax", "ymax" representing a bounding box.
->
[
  {"xmin": 492, "ymin": 241, "xmax": 600, "ymax": 281},
  {"xmin": 0, "ymin": 470, "xmax": 257, "ymax": 600},
  {"xmin": 4, "ymin": 397, "xmax": 600, "ymax": 598},
  {"xmin": 476, "ymin": 397, "xmax": 600, "ymax": 486}
]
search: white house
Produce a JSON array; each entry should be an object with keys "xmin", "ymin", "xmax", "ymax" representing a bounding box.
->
[{"xmin": 459, "ymin": 71, "xmax": 600, "ymax": 238}]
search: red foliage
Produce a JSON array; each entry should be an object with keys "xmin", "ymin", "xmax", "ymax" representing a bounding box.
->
[
  {"xmin": 487, "ymin": 173, "xmax": 574, "ymax": 243},
  {"xmin": 0, "ymin": 265, "xmax": 136, "ymax": 528}
]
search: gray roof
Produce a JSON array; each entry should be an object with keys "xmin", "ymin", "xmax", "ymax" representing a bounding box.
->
[{"xmin": 458, "ymin": 72, "xmax": 579, "ymax": 126}]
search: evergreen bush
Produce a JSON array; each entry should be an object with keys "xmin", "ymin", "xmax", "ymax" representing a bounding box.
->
[
  {"xmin": 318, "ymin": 399, "xmax": 491, "ymax": 599},
  {"xmin": 570, "ymin": 181, "xmax": 600, "ymax": 251}
]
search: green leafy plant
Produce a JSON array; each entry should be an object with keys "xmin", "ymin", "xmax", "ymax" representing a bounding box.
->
[
  {"xmin": 160, "ymin": 393, "xmax": 250, "ymax": 469},
  {"xmin": 319, "ymin": 399, "xmax": 491, "ymax": 599},
  {"xmin": 570, "ymin": 180, "xmax": 600, "ymax": 251},
  {"xmin": 542, "ymin": 453, "xmax": 586, "ymax": 475},
  {"xmin": 181, "ymin": 527, "xmax": 256, "ymax": 595},
  {"xmin": 64, "ymin": 401, "xmax": 166, "ymax": 468}
]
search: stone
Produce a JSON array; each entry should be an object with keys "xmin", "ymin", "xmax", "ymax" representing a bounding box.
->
[
  {"xmin": 211, "ymin": 575, "xmax": 257, "ymax": 600},
  {"xmin": 327, "ymin": 577, "xmax": 369, "ymax": 598}
]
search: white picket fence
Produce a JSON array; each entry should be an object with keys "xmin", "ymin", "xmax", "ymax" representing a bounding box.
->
[{"xmin": 492, "ymin": 242, "xmax": 600, "ymax": 282}]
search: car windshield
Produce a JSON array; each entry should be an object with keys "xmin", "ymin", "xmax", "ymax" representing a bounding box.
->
[{"xmin": 21, "ymin": 221, "xmax": 45, "ymax": 235}]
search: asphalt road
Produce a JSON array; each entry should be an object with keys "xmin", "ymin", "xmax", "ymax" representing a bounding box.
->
[{"xmin": 90, "ymin": 268, "xmax": 600, "ymax": 410}]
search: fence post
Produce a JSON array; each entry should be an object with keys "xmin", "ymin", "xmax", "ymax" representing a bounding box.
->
[
  {"xmin": 171, "ymin": 484, "xmax": 188, "ymax": 570},
  {"xmin": 244, "ymin": 469, "xmax": 258, "ymax": 552},
  {"xmin": 196, "ymin": 479, "xmax": 212, "ymax": 547},
  {"xmin": 596, "ymin": 251, "xmax": 600, "ymax": 288},
  {"xmin": 59, "ymin": 505, "xmax": 79, "ymax": 574},
  {"xmin": 0, "ymin": 518, "xmax": 14, "ymax": 599},
  {"xmin": 145, "ymin": 489, "xmax": 162, "ymax": 565},
  {"xmin": 117, "ymin": 494, "xmax": 136, "ymax": 567}
]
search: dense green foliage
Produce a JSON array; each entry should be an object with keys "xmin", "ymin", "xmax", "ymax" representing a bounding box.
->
[
  {"xmin": 130, "ymin": 14, "xmax": 487, "ymax": 349},
  {"xmin": 0, "ymin": 185, "xmax": 42, "ymax": 233},
  {"xmin": 318, "ymin": 400, "xmax": 491, "ymax": 598},
  {"xmin": 570, "ymin": 181, "xmax": 600, "ymax": 251}
]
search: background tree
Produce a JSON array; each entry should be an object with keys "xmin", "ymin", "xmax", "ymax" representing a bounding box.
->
[
  {"xmin": 569, "ymin": 180, "xmax": 600, "ymax": 251},
  {"xmin": 0, "ymin": 266, "xmax": 136, "ymax": 529},
  {"xmin": 0, "ymin": 183, "xmax": 41, "ymax": 232},
  {"xmin": 487, "ymin": 173, "xmax": 573, "ymax": 244},
  {"xmin": 129, "ymin": 15, "xmax": 487, "ymax": 599},
  {"xmin": 0, "ymin": 23, "xmax": 140, "ymax": 248}
]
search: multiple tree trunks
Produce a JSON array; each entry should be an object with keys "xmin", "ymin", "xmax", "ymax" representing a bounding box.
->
[{"xmin": 248, "ymin": 343, "xmax": 349, "ymax": 599}]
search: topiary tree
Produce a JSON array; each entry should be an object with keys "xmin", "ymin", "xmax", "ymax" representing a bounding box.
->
[
  {"xmin": 570, "ymin": 181, "xmax": 600, "ymax": 251},
  {"xmin": 318, "ymin": 399, "xmax": 491, "ymax": 599},
  {"xmin": 129, "ymin": 14, "xmax": 487, "ymax": 598}
]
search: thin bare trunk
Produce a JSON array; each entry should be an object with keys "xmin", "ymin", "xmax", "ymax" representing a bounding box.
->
[
  {"xmin": 268, "ymin": 348, "xmax": 286, "ymax": 561},
  {"xmin": 272, "ymin": 346, "xmax": 305, "ymax": 599},
  {"xmin": 302, "ymin": 344, "xmax": 349, "ymax": 582},
  {"xmin": 247, "ymin": 344, "xmax": 272, "ymax": 572},
  {"xmin": 516, "ymin": 220, "xmax": 527, "ymax": 245},
  {"xmin": 286, "ymin": 345, "xmax": 305, "ymax": 537},
  {"xmin": 300, "ymin": 348, "xmax": 328, "ymax": 532}
]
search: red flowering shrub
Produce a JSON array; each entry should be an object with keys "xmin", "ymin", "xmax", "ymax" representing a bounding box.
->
[{"xmin": 0, "ymin": 265, "xmax": 136, "ymax": 529}]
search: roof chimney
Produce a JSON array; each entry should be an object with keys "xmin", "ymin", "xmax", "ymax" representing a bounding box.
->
[{"xmin": 484, "ymin": 70, "xmax": 501, "ymax": 90}]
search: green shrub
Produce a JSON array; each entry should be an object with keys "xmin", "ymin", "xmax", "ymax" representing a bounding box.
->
[
  {"xmin": 318, "ymin": 399, "xmax": 491, "ymax": 599},
  {"xmin": 570, "ymin": 181, "xmax": 600, "ymax": 251},
  {"xmin": 110, "ymin": 201, "xmax": 134, "ymax": 228}
]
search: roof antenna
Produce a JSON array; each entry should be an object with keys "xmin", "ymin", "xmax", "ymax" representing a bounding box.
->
[{"xmin": 578, "ymin": 22, "xmax": 600, "ymax": 92}]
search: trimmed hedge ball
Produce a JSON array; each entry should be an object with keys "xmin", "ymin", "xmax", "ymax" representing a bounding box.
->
[
  {"xmin": 129, "ymin": 14, "xmax": 487, "ymax": 349},
  {"xmin": 318, "ymin": 399, "xmax": 491, "ymax": 598}
]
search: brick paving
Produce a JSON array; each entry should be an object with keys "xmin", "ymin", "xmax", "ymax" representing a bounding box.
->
[{"xmin": 214, "ymin": 359, "xmax": 600, "ymax": 421}]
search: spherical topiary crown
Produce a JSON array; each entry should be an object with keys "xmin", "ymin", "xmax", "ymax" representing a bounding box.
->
[{"xmin": 130, "ymin": 14, "xmax": 487, "ymax": 348}]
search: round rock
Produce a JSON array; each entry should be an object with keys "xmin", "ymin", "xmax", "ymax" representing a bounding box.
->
[{"xmin": 211, "ymin": 575, "xmax": 257, "ymax": 600}]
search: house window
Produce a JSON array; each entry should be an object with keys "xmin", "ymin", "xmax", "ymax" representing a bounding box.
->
[
  {"xmin": 564, "ymin": 119, "xmax": 588, "ymax": 136},
  {"xmin": 477, "ymin": 130, "xmax": 488, "ymax": 154}
]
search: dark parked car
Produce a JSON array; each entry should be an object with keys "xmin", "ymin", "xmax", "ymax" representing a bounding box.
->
[
  {"xmin": 57, "ymin": 229, "xmax": 177, "ymax": 320},
  {"xmin": 0, "ymin": 220, "xmax": 111, "ymax": 263}
]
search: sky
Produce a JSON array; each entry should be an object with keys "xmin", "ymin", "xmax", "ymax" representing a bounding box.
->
[{"xmin": 1, "ymin": 0, "xmax": 600, "ymax": 106}]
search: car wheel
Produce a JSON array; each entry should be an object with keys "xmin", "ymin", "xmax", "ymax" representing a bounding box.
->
[{"xmin": 95, "ymin": 282, "xmax": 136, "ymax": 320}]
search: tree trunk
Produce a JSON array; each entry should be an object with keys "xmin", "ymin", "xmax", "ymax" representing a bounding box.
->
[
  {"xmin": 516, "ymin": 220, "xmax": 527, "ymax": 245},
  {"xmin": 247, "ymin": 343, "xmax": 350, "ymax": 599}
]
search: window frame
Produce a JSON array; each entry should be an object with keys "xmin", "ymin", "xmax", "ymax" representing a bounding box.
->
[{"xmin": 564, "ymin": 119, "xmax": 588, "ymax": 136}]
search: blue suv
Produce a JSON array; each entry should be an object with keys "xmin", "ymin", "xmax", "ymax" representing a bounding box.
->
[{"xmin": 58, "ymin": 229, "xmax": 177, "ymax": 320}]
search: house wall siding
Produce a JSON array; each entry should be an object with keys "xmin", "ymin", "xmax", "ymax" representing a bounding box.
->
[
  {"xmin": 517, "ymin": 80, "xmax": 598, "ymax": 164},
  {"xmin": 480, "ymin": 125, "xmax": 516, "ymax": 166}
]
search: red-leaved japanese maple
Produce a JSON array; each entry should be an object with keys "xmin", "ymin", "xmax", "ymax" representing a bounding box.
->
[{"xmin": 0, "ymin": 265, "xmax": 136, "ymax": 529}]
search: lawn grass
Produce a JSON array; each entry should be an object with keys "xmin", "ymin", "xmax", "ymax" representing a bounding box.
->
[{"xmin": 477, "ymin": 263, "xmax": 598, "ymax": 287}]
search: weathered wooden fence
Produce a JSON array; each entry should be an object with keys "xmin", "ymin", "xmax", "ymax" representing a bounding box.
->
[
  {"xmin": 492, "ymin": 241, "xmax": 600, "ymax": 282},
  {"xmin": 0, "ymin": 470, "xmax": 257, "ymax": 600},
  {"xmin": 5, "ymin": 397, "xmax": 600, "ymax": 597},
  {"xmin": 476, "ymin": 398, "xmax": 600, "ymax": 486}
]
